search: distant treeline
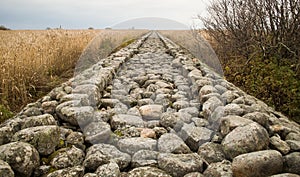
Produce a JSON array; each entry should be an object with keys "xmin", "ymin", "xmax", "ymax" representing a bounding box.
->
[{"xmin": 0, "ymin": 25, "xmax": 10, "ymax": 30}]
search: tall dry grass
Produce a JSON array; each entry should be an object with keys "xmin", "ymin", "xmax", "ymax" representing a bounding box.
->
[
  {"xmin": 0, "ymin": 29, "xmax": 99, "ymax": 113},
  {"xmin": 0, "ymin": 29, "xmax": 147, "ymax": 118}
]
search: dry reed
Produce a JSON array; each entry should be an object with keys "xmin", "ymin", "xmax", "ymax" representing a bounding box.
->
[{"xmin": 0, "ymin": 29, "xmax": 146, "ymax": 115}]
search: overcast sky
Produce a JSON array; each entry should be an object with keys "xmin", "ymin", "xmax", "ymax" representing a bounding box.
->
[{"xmin": 0, "ymin": 0, "xmax": 211, "ymax": 29}]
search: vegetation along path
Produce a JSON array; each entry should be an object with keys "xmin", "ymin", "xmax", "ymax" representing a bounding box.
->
[{"xmin": 0, "ymin": 32, "xmax": 299, "ymax": 177}]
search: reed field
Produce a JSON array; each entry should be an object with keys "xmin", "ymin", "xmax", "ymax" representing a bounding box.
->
[{"xmin": 0, "ymin": 29, "xmax": 147, "ymax": 122}]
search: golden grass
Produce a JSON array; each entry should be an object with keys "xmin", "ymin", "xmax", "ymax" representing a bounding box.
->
[{"xmin": 0, "ymin": 29, "xmax": 147, "ymax": 115}]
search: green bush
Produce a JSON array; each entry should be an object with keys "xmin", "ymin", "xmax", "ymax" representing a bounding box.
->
[
  {"xmin": 0, "ymin": 105, "xmax": 14, "ymax": 123},
  {"xmin": 225, "ymin": 57, "xmax": 300, "ymax": 123}
]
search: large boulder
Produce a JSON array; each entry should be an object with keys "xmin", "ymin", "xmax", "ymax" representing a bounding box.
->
[
  {"xmin": 197, "ymin": 142, "xmax": 225, "ymax": 163},
  {"xmin": 0, "ymin": 142, "xmax": 40, "ymax": 177},
  {"xmin": 12, "ymin": 125, "xmax": 60, "ymax": 155},
  {"xmin": 83, "ymin": 121, "xmax": 111, "ymax": 144},
  {"xmin": 232, "ymin": 150, "xmax": 283, "ymax": 177},
  {"xmin": 50, "ymin": 146, "xmax": 85, "ymax": 169},
  {"xmin": 219, "ymin": 115, "xmax": 254, "ymax": 136},
  {"xmin": 222, "ymin": 122, "xmax": 269, "ymax": 159},
  {"xmin": 131, "ymin": 150, "xmax": 159, "ymax": 168},
  {"xmin": 56, "ymin": 106, "xmax": 94, "ymax": 126},
  {"xmin": 21, "ymin": 114, "xmax": 56, "ymax": 129},
  {"xmin": 158, "ymin": 133, "xmax": 191, "ymax": 154},
  {"xmin": 84, "ymin": 143, "xmax": 131, "ymax": 171},
  {"xmin": 139, "ymin": 104, "xmax": 164, "ymax": 120},
  {"xmin": 158, "ymin": 153, "xmax": 203, "ymax": 177},
  {"xmin": 181, "ymin": 123, "xmax": 214, "ymax": 151},
  {"xmin": 111, "ymin": 114, "xmax": 144, "ymax": 129},
  {"xmin": 118, "ymin": 137, "xmax": 157, "ymax": 155}
]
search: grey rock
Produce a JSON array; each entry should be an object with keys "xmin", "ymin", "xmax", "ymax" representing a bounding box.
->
[
  {"xmin": 46, "ymin": 166, "xmax": 84, "ymax": 177},
  {"xmin": 66, "ymin": 132, "xmax": 85, "ymax": 150},
  {"xmin": 132, "ymin": 150, "xmax": 159, "ymax": 168},
  {"xmin": 0, "ymin": 126, "xmax": 13, "ymax": 145},
  {"xmin": 83, "ymin": 121, "xmax": 111, "ymax": 144},
  {"xmin": 128, "ymin": 166, "xmax": 171, "ymax": 177},
  {"xmin": 112, "ymin": 102, "xmax": 128, "ymax": 114},
  {"xmin": 173, "ymin": 100, "xmax": 190, "ymax": 110},
  {"xmin": 200, "ymin": 93, "xmax": 221, "ymax": 104},
  {"xmin": 0, "ymin": 160, "xmax": 14, "ymax": 177},
  {"xmin": 243, "ymin": 112, "xmax": 269, "ymax": 127},
  {"xmin": 100, "ymin": 98, "xmax": 120, "ymax": 108},
  {"xmin": 84, "ymin": 143, "xmax": 131, "ymax": 171},
  {"xmin": 181, "ymin": 123, "xmax": 214, "ymax": 151},
  {"xmin": 156, "ymin": 88, "xmax": 173, "ymax": 94},
  {"xmin": 286, "ymin": 132, "xmax": 300, "ymax": 141},
  {"xmin": 223, "ymin": 103, "xmax": 244, "ymax": 116},
  {"xmin": 283, "ymin": 152, "xmax": 300, "ymax": 174},
  {"xmin": 202, "ymin": 97, "xmax": 223, "ymax": 119},
  {"xmin": 142, "ymin": 91, "xmax": 155, "ymax": 99},
  {"xmin": 21, "ymin": 114, "xmax": 56, "ymax": 129},
  {"xmin": 203, "ymin": 160, "xmax": 233, "ymax": 177},
  {"xmin": 153, "ymin": 127, "xmax": 168, "ymax": 138},
  {"xmin": 222, "ymin": 122, "xmax": 269, "ymax": 159},
  {"xmin": 73, "ymin": 84, "xmax": 101, "ymax": 106},
  {"xmin": 64, "ymin": 86, "xmax": 73, "ymax": 94},
  {"xmin": 188, "ymin": 69, "xmax": 203, "ymax": 81},
  {"xmin": 22, "ymin": 107, "xmax": 42, "ymax": 117},
  {"xmin": 156, "ymin": 80, "xmax": 173, "ymax": 89},
  {"xmin": 220, "ymin": 115, "xmax": 254, "ymax": 136},
  {"xmin": 192, "ymin": 118, "xmax": 209, "ymax": 127},
  {"xmin": 175, "ymin": 111, "xmax": 192, "ymax": 124},
  {"xmin": 93, "ymin": 109, "xmax": 113, "ymax": 122},
  {"xmin": 111, "ymin": 114, "xmax": 144, "ymax": 129},
  {"xmin": 179, "ymin": 107, "xmax": 199, "ymax": 117},
  {"xmin": 138, "ymin": 98, "xmax": 154, "ymax": 106},
  {"xmin": 158, "ymin": 153, "xmax": 203, "ymax": 177},
  {"xmin": 33, "ymin": 165, "xmax": 51, "ymax": 177},
  {"xmin": 145, "ymin": 120, "xmax": 160, "ymax": 128},
  {"xmin": 12, "ymin": 125, "xmax": 60, "ymax": 155},
  {"xmin": 160, "ymin": 112, "xmax": 181, "ymax": 129},
  {"xmin": 0, "ymin": 142, "xmax": 39, "ymax": 177},
  {"xmin": 60, "ymin": 94, "xmax": 90, "ymax": 106},
  {"xmin": 158, "ymin": 133, "xmax": 191, "ymax": 153},
  {"xmin": 41, "ymin": 101, "xmax": 58, "ymax": 114},
  {"xmin": 199, "ymin": 85, "xmax": 217, "ymax": 97},
  {"xmin": 57, "ymin": 106, "xmax": 94, "ymax": 126},
  {"xmin": 197, "ymin": 142, "xmax": 225, "ymax": 163},
  {"xmin": 147, "ymin": 84, "xmax": 160, "ymax": 92},
  {"xmin": 139, "ymin": 104, "xmax": 164, "ymax": 120},
  {"xmin": 221, "ymin": 91, "xmax": 239, "ymax": 104},
  {"xmin": 177, "ymin": 85, "xmax": 191, "ymax": 93},
  {"xmin": 95, "ymin": 161, "xmax": 120, "ymax": 177},
  {"xmin": 127, "ymin": 107, "xmax": 142, "ymax": 117},
  {"xmin": 270, "ymin": 135, "xmax": 290, "ymax": 154},
  {"xmin": 118, "ymin": 137, "xmax": 157, "ymax": 155},
  {"xmin": 232, "ymin": 150, "xmax": 283, "ymax": 177},
  {"xmin": 286, "ymin": 140, "xmax": 300, "ymax": 151},
  {"xmin": 50, "ymin": 146, "xmax": 85, "ymax": 169},
  {"xmin": 215, "ymin": 85, "xmax": 227, "ymax": 94}
]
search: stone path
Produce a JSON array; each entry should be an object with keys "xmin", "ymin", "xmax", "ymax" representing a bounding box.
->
[{"xmin": 0, "ymin": 32, "xmax": 299, "ymax": 177}]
